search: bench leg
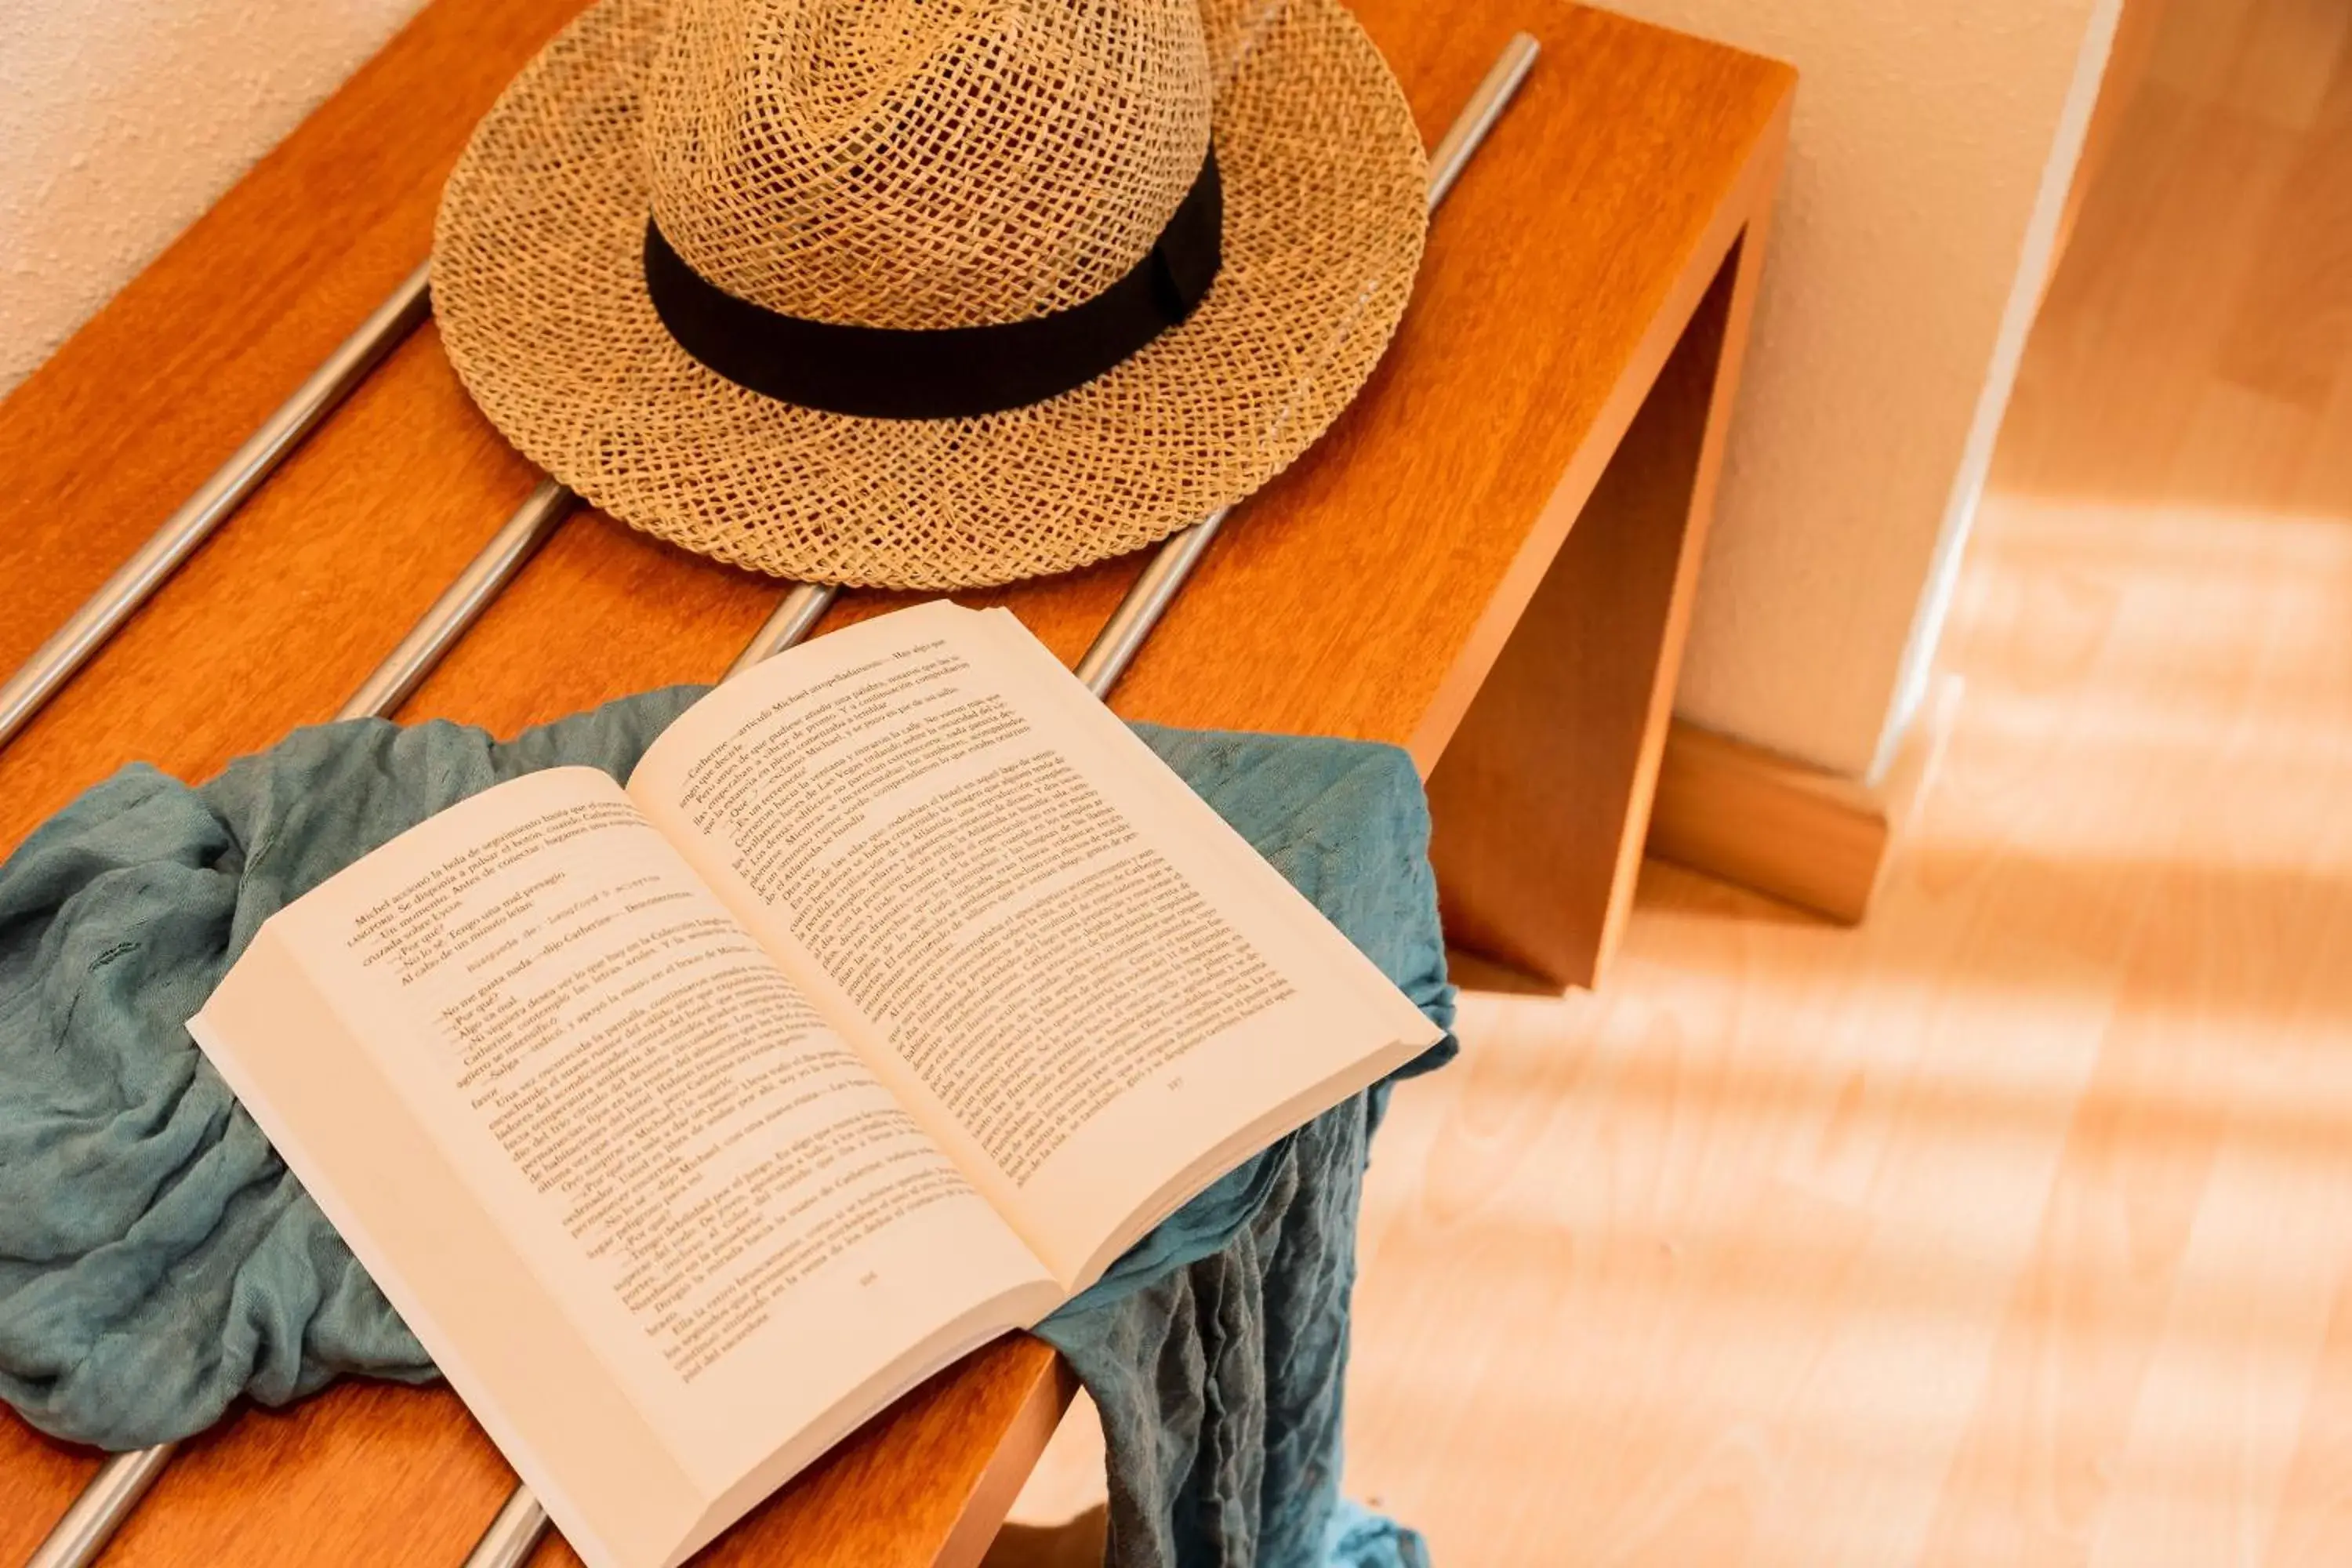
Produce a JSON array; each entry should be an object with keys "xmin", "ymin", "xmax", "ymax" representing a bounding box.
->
[
  {"xmin": 935, "ymin": 1352, "xmax": 1080, "ymax": 1568},
  {"xmin": 1428, "ymin": 224, "xmax": 1766, "ymax": 989}
]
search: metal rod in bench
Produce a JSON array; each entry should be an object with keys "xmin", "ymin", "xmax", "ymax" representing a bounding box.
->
[
  {"xmin": 724, "ymin": 582, "xmax": 840, "ymax": 678},
  {"xmin": 335, "ymin": 479, "xmax": 575, "ymax": 717},
  {"xmin": 1078, "ymin": 30, "xmax": 1541, "ymax": 699},
  {"xmin": 459, "ymin": 1488, "xmax": 554, "ymax": 1568},
  {"xmin": 22, "ymin": 1445, "xmax": 177, "ymax": 1568},
  {"xmin": 20, "ymin": 480, "xmax": 572, "ymax": 1568},
  {"xmin": 451, "ymin": 34, "xmax": 1538, "ymax": 1568},
  {"xmin": 1073, "ymin": 504, "xmax": 1233, "ymax": 697},
  {"xmin": 1425, "ymin": 32, "xmax": 1541, "ymax": 212},
  {"xmin": 0, "ymin": 263, "xmax": 434, "ymax": 754}
]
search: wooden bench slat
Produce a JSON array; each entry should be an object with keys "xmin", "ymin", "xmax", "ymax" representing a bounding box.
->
[{"xmin": 0, "ymin": 1423, "xmax": 96, "ymax": 1562}]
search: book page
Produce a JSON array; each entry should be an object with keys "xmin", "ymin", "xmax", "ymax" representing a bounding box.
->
[
  {"xmin": 194, "ymin": 766, "xmax": 1058, "ymax": 1515},
  {"xmin": 630, "ymin": 604, "xmax": 1440, "ymax": 1290}
]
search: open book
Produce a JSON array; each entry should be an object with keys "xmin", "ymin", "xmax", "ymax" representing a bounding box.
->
[{"xmin": 189, "ymin": 601, "xmax": 1439, "ymax": 1568}]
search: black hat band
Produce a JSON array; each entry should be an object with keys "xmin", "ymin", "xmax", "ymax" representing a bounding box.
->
[{"xmin": 644, "ymin": 148, "xmax": 1224, "ymax": 422}]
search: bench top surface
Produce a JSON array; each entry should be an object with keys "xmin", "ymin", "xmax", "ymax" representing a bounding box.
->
[{"xmin": 0, "ymin": 0, "xmax": 1789, "ymax": 1560}]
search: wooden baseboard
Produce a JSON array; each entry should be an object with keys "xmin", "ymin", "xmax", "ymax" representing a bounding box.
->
[{"xmin": 1646, "ymin": 680, "xmax": 1958, "ymax": 924}]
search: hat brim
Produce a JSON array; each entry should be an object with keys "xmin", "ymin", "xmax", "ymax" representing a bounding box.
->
[{"xmin": 430, "ymin": 0, "xmax": 1428, "ymax": 590}]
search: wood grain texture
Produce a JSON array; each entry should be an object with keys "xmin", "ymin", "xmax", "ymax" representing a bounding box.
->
[
  {"xmin": 1426, "ymin": 186, "xmax": 1768, "ymax": 984},
  {"xmin": 0, "ymin": 1421, "xmax": 99, "ymax": 1564},
  {"xmin": 0, "ymin": 0, "xmax": 1788, "ymax": 1560},
  {"xmin": 526, "ymin": 1342, "xmax": 1071, "ymax": 1568},
  {"xmin": 1645, "ymin": 717, "xmax": 1892, "ymax": 924},
  {"xmin": 1425, "ymin": 63, "xmax": 1786, "ymax": 985},
  {"xmin": 1646, "ymin": 676, "xmax": 1958, "ymax": 927},
  {"xmin": 2053, "ymin": 0, "xmax": 2173, "ymax": 278},
  {"xmin": 1343, "ymin": 2, "xmax": 2352, "ymax": 1559}
]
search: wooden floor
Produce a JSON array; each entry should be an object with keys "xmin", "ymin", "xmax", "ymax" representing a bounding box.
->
[{"xmin": 1334, "ymin": 0, "xmax": 2352, "ymax": 1563}]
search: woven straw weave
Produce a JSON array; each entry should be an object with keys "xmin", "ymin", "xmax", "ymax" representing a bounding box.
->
[{"xmin": 432, "ymin": 0, "xmax": 1427, "ymax": 590}]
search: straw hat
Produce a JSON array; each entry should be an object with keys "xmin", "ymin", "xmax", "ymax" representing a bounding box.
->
[{"xmin": 431, "ymin": 0, "xmax": 1428, "ymax": 590}]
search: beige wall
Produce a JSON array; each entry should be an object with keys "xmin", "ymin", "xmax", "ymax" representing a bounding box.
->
[
  {"xmin": 0, "ymin": 0, "xmax": 429, "ymax": 395},
  {"xmin": 1613, "ymin": 0, "xmax": 2122, "ymax": 779}
]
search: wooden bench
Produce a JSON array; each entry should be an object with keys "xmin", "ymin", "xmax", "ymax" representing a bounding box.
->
[{"xmin": 0, "ymin": 0, "xmax": 1790, "ymax": 1561}]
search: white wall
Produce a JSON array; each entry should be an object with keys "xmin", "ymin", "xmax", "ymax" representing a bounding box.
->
[
  {"xmin": 0, "ymin": 0, "xmax": 430, "ymax": 395},
  {"xmin": 2, "ymin": 0, "xmax": 2115, "ymax": 781},
  {"xmin": 1612, "ymin": 0, "xmax": 2122, "ymax": 779}
]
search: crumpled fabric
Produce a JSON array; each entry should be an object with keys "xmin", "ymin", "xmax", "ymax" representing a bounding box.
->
[{"xmin": 0, "ymin": 694, "xmax": 1453, "ymax": 1568}]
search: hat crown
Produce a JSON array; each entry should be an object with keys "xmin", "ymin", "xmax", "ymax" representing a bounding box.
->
[{"xmin": 644, "ymin": 0, "xmax": 1214, "ymax": 331}]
